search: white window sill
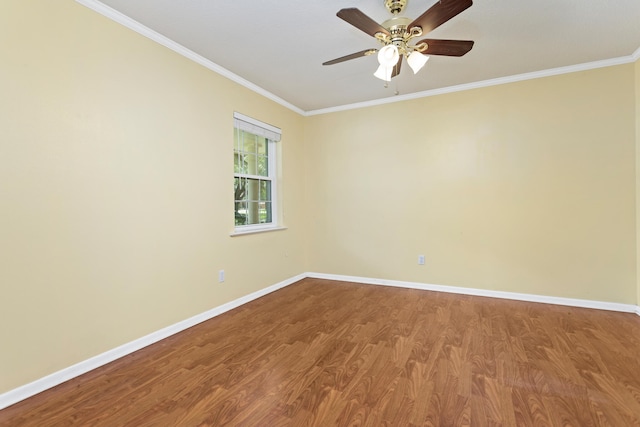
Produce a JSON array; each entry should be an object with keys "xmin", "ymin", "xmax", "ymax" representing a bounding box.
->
[{"xmin": 230, "ymin": 226, "xmax": 288, "ymax": 237}]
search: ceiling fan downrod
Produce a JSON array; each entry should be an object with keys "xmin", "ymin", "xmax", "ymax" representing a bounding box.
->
[{"xmin": 384, "ymin": 0, "xmax": 407, "ymax": 15}]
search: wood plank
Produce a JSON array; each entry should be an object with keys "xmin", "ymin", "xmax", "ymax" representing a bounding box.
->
[{"xmin": 1, "ymin": 278, "xmax": 640, "ymax": 426}]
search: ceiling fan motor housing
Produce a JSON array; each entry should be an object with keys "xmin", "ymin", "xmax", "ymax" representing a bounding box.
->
[
  {"xmin": 380, "ymin": 16, "xmax": 414, "ymax": 54},
  {"xmin": 384, "ymin": 0, "xmax": 407, "ymax": 15}
]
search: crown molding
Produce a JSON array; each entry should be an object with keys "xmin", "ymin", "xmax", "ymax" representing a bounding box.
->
[
  {"xmin": 74, "ymin": 1, "xmax": 639, "ymax": 117},
  {"xmin": 74, "ymin": 0, "xmax": 305, "ymax": 116},
  {"xmin": 307, "ymin": 53, "xmax": 639, "ymax": 116}
]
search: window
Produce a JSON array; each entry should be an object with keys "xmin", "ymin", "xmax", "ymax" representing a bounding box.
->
[{"xmin": 233, "ymin": 112, "xmax": 281, "ymax": 233}]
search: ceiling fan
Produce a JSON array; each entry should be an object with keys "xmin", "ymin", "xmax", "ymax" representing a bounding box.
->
[{"xmin": 323, "ymin": 0, "xmax": 474, "ymax": 81}]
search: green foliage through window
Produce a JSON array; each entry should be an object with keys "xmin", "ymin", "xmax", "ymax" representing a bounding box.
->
[{"xmin": 234, "ymin": 129, "xmax": 273, "ymax": 226}]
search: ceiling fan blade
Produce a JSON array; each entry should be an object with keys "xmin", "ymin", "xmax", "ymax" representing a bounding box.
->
[
  {"xmin": 391, "ymin": 56, "xmax": 402, "ymax": 78},
  {"xmin": 337, "ymin": 8, "xmax": 391, "ymax": 38},
  {"xmin": 408, "ymin": 0, "xmax": 473, "ymax": 34},
  {"xmin": 323, "ymin": 49, "xmax": 377, "ymax": 66},
  {"xmin": 417, "ymin": 39, "xmax": 474, "ymax": 56}
]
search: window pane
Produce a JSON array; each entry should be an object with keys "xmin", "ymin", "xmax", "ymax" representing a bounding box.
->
[
  {"xmin": 244, "ymin": 133, "xmax": 256, "ymax": 154},
  {"xmin": 244, "ymin": 153, "xmax": 258, "ymax": 175},
  {"xmin": 257, "ymin": 155, "xmax": 268, "ymax": 176},
  {"xmin": 234, "ymin": 153, "xmax": 245, "ymax": 174},
  {"xmin": 246, "ymin": 178, "xmax": 259, "ymax": 203},
  {"xmin": 245, "ymin": 201, "xmax": 259, "ymax": 225},
  {"xmin": 259, "ymin": 180, "xmax": 271, "ymax": 201},
  {"xmin": 257, "ymin": 139, "xmax": 267, "ymax": 155},
  {"xmin": 234, "ymin": 201, "xmax": 247, "ymax": 225},
  {"xmin": 260, "ymin": 202, "xmax": 272, "ymax": 223},
  {"xmin": 234, "ymin": 128, "xmax": 241, "ymax": 152},
  {"xmin": 234, "ymin": 177, "xmax": 246, "ymax": 201}
]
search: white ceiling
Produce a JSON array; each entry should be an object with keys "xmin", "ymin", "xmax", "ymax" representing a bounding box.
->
[{"xmin": 89, "ymin": 0, "xmax": 640, "ymax": 113}]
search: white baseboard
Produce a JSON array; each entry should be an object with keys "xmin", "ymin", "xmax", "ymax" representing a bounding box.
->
[
  {"xmin": 0, "ymin": 273, "xmax": 305, "ymax": 411},
  {"xmin": 305, "ymin": 272, "xmax": 640, "ymax": 315},
  {"xmin": 2, "ymin": 271, "xmax": 638, "ymax": 411}
]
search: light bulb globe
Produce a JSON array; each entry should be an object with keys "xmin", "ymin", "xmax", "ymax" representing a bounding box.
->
[
  {"xmin": 373, "ymin": 64, "xmax": 393, "ymax": 82},
  {"xmin": 377, "ymin": 45, "xmax": 399, "ymax": 67},
  {"xmin": 407, "ymin": 51, "xmax": 429, "ymax": 74}
]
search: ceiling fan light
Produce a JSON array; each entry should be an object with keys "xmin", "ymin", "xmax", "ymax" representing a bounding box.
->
[
  {"xmin": 374, "ymin": 64, "xmax": 393, "ymax": 82},
  {"xmin": 407, "ymin": 51, "xmax": 429, "ymax": 74},
  {"xmin": 377, "ymin": 45, "xmax": 399, "ymax": 67}
]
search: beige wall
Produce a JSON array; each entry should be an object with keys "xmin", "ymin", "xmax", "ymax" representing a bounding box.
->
[
  {"xmin": 305, "ymin": 65, "xmax": 637, "ymax": 305},
  {"xmin": 0, "ymin": 1, "xmax": 306, "ymax": 393},
  {"xmin": 1, "ymin": 0, "xmax": 639, "ymax": 398}
]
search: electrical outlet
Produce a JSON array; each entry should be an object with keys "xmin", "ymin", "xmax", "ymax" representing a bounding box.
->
[
  {"xmin": 418, "ymin": 255, "xmax": 425, "ymax": 265},
  {"xmin": 218, "ymin": 270, "xmax": 225, "ymax": 283}
]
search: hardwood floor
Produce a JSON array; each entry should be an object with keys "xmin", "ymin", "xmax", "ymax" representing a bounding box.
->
[{"xmin": 2, "ymin": 278, "xmax": 640, "ymax": 426}]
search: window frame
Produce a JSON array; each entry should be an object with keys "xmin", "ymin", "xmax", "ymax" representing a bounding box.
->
[{"xmin": 232, "ymin": 112, "xmax": 282, "ymax": 235}]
